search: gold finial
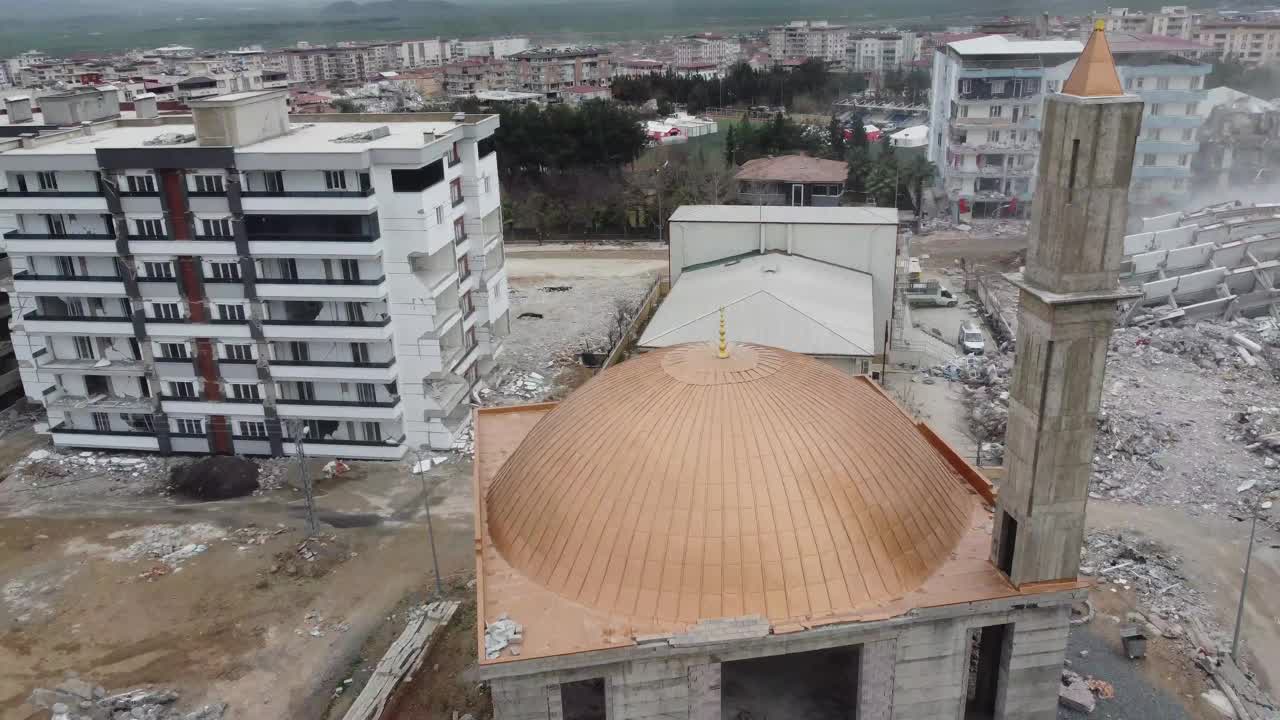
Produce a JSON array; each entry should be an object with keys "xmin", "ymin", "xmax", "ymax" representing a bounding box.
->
[
  {"xmin": 1095, "ymin": 18, "xmax": 1106, "ymax": 31},
  {"xmin": 717, "ymin": 307, "xmax": 729, "ymax": 359}
]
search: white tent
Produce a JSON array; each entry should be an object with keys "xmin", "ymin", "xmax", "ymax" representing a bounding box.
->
[{"xmin": 890, "ymin": 125, "xmax": 929, "ymax": 148}]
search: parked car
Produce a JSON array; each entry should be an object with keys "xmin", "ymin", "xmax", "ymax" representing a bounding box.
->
[
  {"xmin": 957, "ymin": 321, "xmax": 986, "ymax": 354},
  {"xmin": 904, "ymin": 281, "xmax": 959, "ymax": 307}
]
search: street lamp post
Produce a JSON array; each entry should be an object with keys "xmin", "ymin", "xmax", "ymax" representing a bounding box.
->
[
  {"xmin": 1231, "ymin": 503, "xmax": 1260, "ymax": 661},
  {"xmin": 411, "ymin": 448, "xmax": 445, "ymax": 599}
]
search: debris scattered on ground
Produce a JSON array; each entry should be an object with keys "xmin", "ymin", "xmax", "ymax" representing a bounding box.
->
[
  {"xmin": 109, "ymin": 523, "xmax": 228, "ymax": 569},
  {"xmin": 270, "ymin": 534, "xmax": 350, "ymax": 579},
  {"xmin": 1081, "ymin": 530, "xmax": 1207, "ymax": 626},
  {"xmin": 296, "ymin": 609, "xmax": 350, "ymax": 639},
  {"xmin": 484, "ymin": 614, "xmax": 523, "ymax": 659},
  {"xmin": 1059, "ymin": 670, "xmax": 1098, "ymax": 713},
  {"xmin": 169, "ymin": 456, "xmax": 260, "ymax": 500},
  {"xmin": 27, "ymin": 672, "xmax": 226, "ymax": 720}
]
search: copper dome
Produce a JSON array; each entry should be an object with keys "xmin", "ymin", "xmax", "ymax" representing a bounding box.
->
[{"xmin": 484, "ymin": 342, "xmax": 976, "ymax": 626}]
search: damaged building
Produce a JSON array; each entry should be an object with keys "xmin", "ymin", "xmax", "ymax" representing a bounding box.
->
[
  {"xmin": 472, "ymin": 25, "xmax": 1144, "ymax": 720},
  {"xmin": 1193, "ymin": 87, "xmax": 1280, "ymax": 193}
]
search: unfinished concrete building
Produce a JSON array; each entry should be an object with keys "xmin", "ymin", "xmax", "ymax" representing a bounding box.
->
[
  {"xmin": 1121, "ymin": 202, "xmax": 1280, "ymax": 323},
  {"xmin": 472, "ymin": 25, "xmax": 1140, "ymax": 720},
  {"xmin": 1193, "ymin": 87, "xmax": 1280, "ymax": 193}
]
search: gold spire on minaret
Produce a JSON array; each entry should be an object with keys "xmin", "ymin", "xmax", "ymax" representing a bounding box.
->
[
  {"xmin": 717, "ymin": 307, "xmax": 729, "ymax": 359},
  {"xmin": 1062, "ymin": 20, "xmax": 1125, "ymax": 97}
]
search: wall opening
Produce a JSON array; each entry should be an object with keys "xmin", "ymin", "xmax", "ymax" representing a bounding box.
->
[
  {"xmin": 560, "ymin": 677, "xmax": 606, "ymax": 720},
  {"xmin": 722, "ymin": 646, "xmax": 859, "ymax": 720},
  {"xmin": 964, "ymin": 623, "xmax": 1011, "ymax": 720},
  {"xmin": 997, "ymin": 511, "xmax": 1017, "ymax": 576}
]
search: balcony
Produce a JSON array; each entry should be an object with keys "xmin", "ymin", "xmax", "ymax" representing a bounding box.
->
[
  {"xmin": 34, "ymin": 355, "xmax": 146, "ymax": 375},
  {"xmin": 261, "ymin": 314, "xmax": 393, "ymax": 341},
  {"xmin": 49, "ymin": 423, "xmax": 160, "ymax": 451},
  {"xmin": 161, "ymin": 396, "xmax": 267, "ymax": 416},
  {"xmin": 13, "ymin": 271, "xmax": 127, "ymax": 296},
  {"xmin": 282, "ymin": 437, "xmax": 406, "ymax": 459},
  {"xmin": 45, "ymin": 392, "xmax": 152, "ymax": 412},
  {"xmin": 21, "ymin": 312, "xmax": 135, "ymax": 335},
  {"xmin": 129, "ymin": 238, "xmax": 238, "ymax": 256},
  {"xmin": 0, "ymin": 191, "xmax": 109, "ymax": 212},
  {"xmin": 240, "ymin": 190, "xmax": 377, "ymax": 214},
  {"xmin": 251, "ymin": 275, "xmax": 389, "ymax": 301},
  {"xmin": 949, "ymin": 116, "xmax": 1017, "ymax": 130},
  {"xmin": 1136, "ymin": 88, "xmax": 1207, "ymax": 104},
  {"xmin": 269, "ymin": 358, "xmax": 397, "ymax": 382},
  {"xmin": 1134, "ymin": 140, "xmax": 1200, "ymax": 154},
  {"xmin": 956, "ymin": 92, "xmax": 1042, "ymax": 105},
  {"xmin": 147, "ymin": 318, "xmax": 254, "ymax": 339},
  {"xmin": 4, "ymin": 230, "xmax": 114, "ymax": 241},
  {"xmin": 1132, "ymin": 165, "xmax": 1192, "ymax": 179},
  {"xmin": 275, "ymin": 396, "xmax": 403, "ymax": 421},
  {"xmin": 1142, "ymin": 114, "xmax": 1204, "ymax": 129}
]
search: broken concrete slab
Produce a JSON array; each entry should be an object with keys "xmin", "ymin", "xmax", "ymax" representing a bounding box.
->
[
  {"xmin": 1201, "ymin": 689, "xmax": 1237, "ymax": 718},
  {"xmin": 1059, "ymin": 673, "xmax": 1097, "ymax": 713}
]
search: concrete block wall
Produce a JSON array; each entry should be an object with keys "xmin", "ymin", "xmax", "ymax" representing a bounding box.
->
[
  {"xmin": 859, "ymin": 638, "xmax": 897, "ymax": 720},
  {"xmin": 995, "ymin": 605, "xmax": 1071, "ymax": 720},
  {"xmin": 891, "ymin": 618, "xmax": 968, "ymax": 720}
]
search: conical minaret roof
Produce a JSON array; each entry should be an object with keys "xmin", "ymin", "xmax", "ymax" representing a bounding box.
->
[{"xmin": 1062, "ymin": 21, "xmax": 1124, "ymax": 97}]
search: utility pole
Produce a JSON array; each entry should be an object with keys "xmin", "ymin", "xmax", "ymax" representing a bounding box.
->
[
  {"xmin": 290, "ymin": 420, "xmax": 319, "ymax": 536},
  {"xmin": 1231, "ymin": 504, "xmax": 1259, "ymax": 661},
  {"xmin": 411, "ymin": 448, "xmax": 445, "ymax": 598}
]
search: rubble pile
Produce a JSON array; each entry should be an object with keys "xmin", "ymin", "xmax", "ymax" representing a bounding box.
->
[
  {"xmin": 109, "ymin": 523, "xmax": 227, "ymax": 569},
  {"xmin": 484, "ymin": 614, "xmax": 524, "ymax": 659},
  {"xmin": 9, "ymin": 449, "xmax": 170, "ymax": 494},
  {"xmin": 27, "ymin": 673, "xmax": 225, "ymax": 720},
  {"xmin": 926, "ymin": 354, "xmax": 1013, "ymax": 460},
  {"xmin": 1081, "ymin": 530, "xmax": 1206, "ymax": 626},
  {"xmin": 269, "ymin": 533, "xmax": 350, "ymax": 579}
]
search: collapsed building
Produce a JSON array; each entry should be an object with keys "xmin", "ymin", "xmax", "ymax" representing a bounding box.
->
[
  {"xmin": 1121, "ymin": 201, "xmax": 1280, "ymax": 323},
  {"xmin": 471, "ymin": 25, "xmax": 1143, "ymax": 720},
  {"xmin": 1193, "ymin": 87, "xmax": 1280, "ymax": 193}
]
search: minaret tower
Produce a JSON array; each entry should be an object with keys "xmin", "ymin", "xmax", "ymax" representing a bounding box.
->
[{"xmin": 991, "ymin": 23, "xmax": 1144, "ymax": 586}]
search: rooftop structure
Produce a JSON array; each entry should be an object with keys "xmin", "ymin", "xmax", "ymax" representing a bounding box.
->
[
  {"xmin": 0, "ymin": 90, "xmax": 509, "ymax": 457},
  {"xmin": 733, "ymin": 155, "xmax": 848, "ymax": 206}
]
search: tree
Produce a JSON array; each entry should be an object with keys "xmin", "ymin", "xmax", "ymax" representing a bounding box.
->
[
  {"xmin": 724, "ymin": 125, "xmax": 738, "ymax": 168},
  {"xmin": 846, "ymin": 147, "xmax": 871, "ymax": 201},
  {"xmin": 331, "ymin": 98, "xmax": 360, "ymax": 113},
  {"xmin": 849, "ymin": 120, "xmax": 868, "ymax": 151},
  {"xmin": 687, "ymin": 84, "xmax": 711, "ymax": 115},
  {"xmin": 827, "ymin": 117, "xmax": 845, "ymax": 160},
  {"xmin": 865, "ymin": 160, "xmax": 897, "ymax": 207},
  {"xmin": 900, "ymin": 155, "xmax": 936, "ymax": 214},
  {"xmin": 656, "ymin": 98, "xmax": 675, "ymax": 117}
]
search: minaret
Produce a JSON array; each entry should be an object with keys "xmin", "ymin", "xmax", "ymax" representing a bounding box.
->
[{"xmin": 991, "ymin": 23, "xmax": 1143, "ymax": 586}]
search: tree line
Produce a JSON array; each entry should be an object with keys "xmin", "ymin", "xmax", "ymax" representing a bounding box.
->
[{"xmin": 612, "ymin": 60, "xmax": 868, "ymax": 114}]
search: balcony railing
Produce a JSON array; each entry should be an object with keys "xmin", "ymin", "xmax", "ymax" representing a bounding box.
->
[
  {"xmin": 276, "ymin": 397, "xmax": 401, "ymax": 408},
  {"xmin": 262, "ymin": 315, "xmax": 392, "ymax": 328},
  {"xmin": 24, "ymin": 312, "xmax": 131, "ymax": 322},
  {"xmin": 0, "ymin": 189, "xmax": 102, "ymax": 197},
  {"xmin": 270, "ymin": 359, "xmax": 396, "ymax": 368},
  {"xmin": 5, "ymin": 230, "xmax": 114, "ymax": 240},
  {"xmin": 14, "ymin": 272, "xmax": 123, "ymax": 282},
  {"xmin": 241, "ymin": 188, "xmax": 376, "ymax": 198},
  {"xmin": 248, "ymin": 275, "xmax": 387, "ymax": 286},
  {"xmin": 118, "ymin": 190, "xmax": 160, "ymax": 197},
  {"xmin": 305, "ymin": 434, "xmax": 406, "ymax": 447},
  {"xmin": 49, "ymin": 422, "xmax": 156, "ymax": 437},
  {"xmin": 246, "ymin": 232, "xmax": 378, "ymax": 243}
]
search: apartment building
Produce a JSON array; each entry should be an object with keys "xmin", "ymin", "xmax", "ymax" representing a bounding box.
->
[
  {"xmin": 928, "ymin": 33, "xmax": 1209, "ymax": 217},
  {"xmin": 449, "ymin": 38, "xmax": 531, "ymax": 60},
  {"xmin": 1193, "ymin": 20, "xmax": 1280, "ymax": 64},
  {"xmin": 1096, "ymin": 6, "xmax": 1197, "ymax": 39},
  {"xmin": 444, "ymin": 59, "xmax": 514, "ymax": 97},
  {"xmin": 398, "ymin": 39, "xmax": 451, "ymax": 69},
  {"xmin": 767, "ymin": 20, "xmax": 849, "ymax": 65},
  {"xmin": 847, "ymin": 32, "xmax": 919, "ymax": 74},
  {"xmin": 0, "ymin": 90, "xmax": 510, "ymax": 458},
  {"xmin": 284, "ymin": 44, "xmax": 396, "ymax": 86},
  {"xmin": 509, "ymin": 47, "xmax": 611, "ymax": 102},
  {"xmin": 674, "ymin": 33, "xmax": 739, "ymax": 70}
]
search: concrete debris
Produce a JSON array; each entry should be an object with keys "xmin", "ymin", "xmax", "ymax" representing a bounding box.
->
[
  {"xmin": 1059, "ymin": 670, "xmax": 1097, "ymax": 713},
  {"xmin": 28, "ymin": 673, "xmax": 225, "ymax": 720},
  {"xmin": 1201, "ymin": 689, "xmax": 1237, "ymax": 719},
  {"xmin": 411, "ymin": 456, "xmax": 448, "ymax": 474},
  {"xmin": 109, "ymin": 523, "xmax": 227, "ymax": 568},
  {"xmin": 296, "ymin": 609, "xmax": 350, "ymax": 639},
  {"xmin": 484, "ymin": 614, "xmax": 523, "ymax": 659},
  {"xmin": 1083, "ymin": 530, "xmax": 1208, "ymax": 625}
]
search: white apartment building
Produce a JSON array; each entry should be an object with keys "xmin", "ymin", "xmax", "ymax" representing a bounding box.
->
[
  {"xmin": 847, "ymin": 32, "xmax": 919, "ymax": 74},
  {"xmin": 284, "ymin": 44, "xmax": 397, "ymax": 86},
  {"xmin": 398, "ymin": 38, "xmax": 452, "ymax": 69},
  {"xmin": 509, "ymin": 47, "xmax": 611, "ymax": 102},
  {"xmin": 0, "ymin": 90, "xmax": 510, "ymax": 459},
  {"xmin": 1096, "ymin": 6, "xmax": 1196, "ymax": 39},
  {"xmin": 449, "ymin": 38, "xmax": 531, "ymax": 60},
  {"xmin": 674, "ymin": 33, "xmax": 739, "ymax": 70},
  {"xmin": 768, "ymin": 21, "xmax": 849, "ymax": 65},
  {"xmin": 1193, "ymin": 20, "xmax": 1280, "ymax": 64},
  {"xmin": 929, "ymin": 33, "xmax": 1210, "ymax": 217}
]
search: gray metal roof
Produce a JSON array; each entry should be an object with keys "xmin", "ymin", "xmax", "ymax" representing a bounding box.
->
[{"xmin": 669, "ymin": 205, "xmax": 899, "ymax": 225}]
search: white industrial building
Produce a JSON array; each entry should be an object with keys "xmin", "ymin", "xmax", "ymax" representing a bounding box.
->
[
  {"xmin": 0, "ymin": 90, "xmax": 509, "ymax": 458},
  {"xmin": 642, "ymin": 205, "xmax": 898, "ymax": 374},
  {"xmin": 928, "ymin": 32, "xmax": 1211, "ymax": 217}
]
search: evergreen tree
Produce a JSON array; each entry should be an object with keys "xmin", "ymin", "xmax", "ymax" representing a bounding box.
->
[
  {"xmin": 827, "ymin": 117, "xmax": 845, "ymax": 161},
  {"xmin": 724, "ymin": 126, "xmax": 738, "ymax": 168}
]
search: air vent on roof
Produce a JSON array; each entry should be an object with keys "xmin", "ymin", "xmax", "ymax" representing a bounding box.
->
[
  {"xmin": 143, "ymin": 132, "xmax": 196, "ymax": 146},
  {"xmin": 453, "ymin": 112, "xmax": 466, "ymax": 122},
  {"xmin": 332, "ymin": 125, "xmax": 390, "ymax": 143}
]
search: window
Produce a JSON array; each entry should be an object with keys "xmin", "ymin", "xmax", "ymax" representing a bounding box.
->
[
  {"xmin": 1185, "ymin": 102, "xmax": 1198, "ymax": 115},
  {"xmin": 448, "ymin": 142, "xmax": 461, "ymax": 166},
  {"xmin": 1143, "ymin": 154, "xmax": 1157, "ymax": 166},
  {"xmin": 126, "ymin": 175, "xmax": 155, "ymax": 193},
  {"xmin": 1157, "ymin": 77, "xmax": 1170, "ymax": 90},
  {"xmin": 454, "ymin": 217, "xmax": 467, "ymax": 243},
  {"xmin": 151, "ymin": 302, "xmax": 181, "ymax": 320},
  {"xmin": 360, "ymin": 421, "xmax": 382, "ymax": 442},
  {"xmin": 264, "ymin": 171, "xmax": 284, "ymax": 193},
  {"xmin": 218, "ymin": 304, "xmax": 246, "ymax": 321},
  {"xmin": 56, "ymin": 255, "xmax": 77, "ymax": 277},
  {"xmin": 92, "ymin": 412, "xmax": 111, "ymax": 432},
  {"xmin": 1150, "ymin": 103, "xmax": 1162, "ymax": 116},
  {"xmin": 46, "ymin": 214, "xmax": 67, "ymax": 236},
  {"xmin": 38, "ymin": 171, "xmax": 57, "ymax": 190},
  {"xmin": 351, "ymin": 342, "xmax": 369, "ymax": 364},
  {"xmin": 144, "ymin": 261, "xmax": 174, "ymax": 279},
  {"xmin": 1179, "ymin": 153, "xmax": 1190, "ymax": 166},
  {"xmin": 74, "ymin": 336, "xmax": 95, "ymax": 360},
  {"xmin": 169, "ymin": 381, "xmax": 196, "ymax": 398},
  {"xmin": 160, "ymin": 342, "xmax": 188, "ymax": 359},
  {"xmin": 209, "ymin": 261, "xmax": 240, "ymax": 281},
  {"xmin": 240, "ymin": 421, "xmax": 268, "ymax": 438},
  {"xmin": 1125, "ymin": 77, "xmax": 1133, "ymax": 90},
  {"xmin": 450, "ymin": 178, "xmax": 464, "ymax": 205},
  {"xmin": 1182, "ymin": 128, "xmax": 1194, "ymax": 141},
  {"xmin": 135, "ymin": 219, "xmax": 165, "ymax": 238},
  {"xmin": 1047, "ymin": 79, "xmax": 1059, "ymax": 92},
  {"xmin": 435, "ymin": 205, "xmax": 445, "ymax": 224},
  {"xmin": 458, "ymin": 255, "xmax": 471, "ymax": 281},
  {"xmin": 175, "ymin": 418, "xmax": 203, "ymax": 435},
  {"xmin": 345, "ymin": 302, "xmax": 365, "ymax": 322},
  {"xmin": 231, "ymin": 383, "xmax": 261, "ymax": 401},
  {"xmin": 277, "ymin": 258, "xmax": 298, "ymax": 280},
  {"xmin": 201, "ymin": 218, "xmax": 232, "ymax": 237},
  {"xmin": 1135, "ymin": 77, "xmax": 1144, "ymax": 89},
  {"xmin": 193, "ymin": 175, "xmax": 224, "ymax": 194},
  {"xmin": 390, "ymin": 160, "xmax": 444, "ymax": 192},
  {"xmin": 988, "ymin": 105, "xmax": 1003, "ymax": 118},
  {"xmin": 340, "ymin": 258, "xmax": 360, "ymax": 281},
  {"xmin": 293, "ymin": 381, "xmax": 316, "ymax": 401},
  {"xmin": 325, "ymin": 170, "xmax": 348, "ymax": 190},
  {"xmin": 356, "ymin": 383, "xmax": 377, "ymax": 403},
  {"xmin": 460, "ymin": 290, "xmax": 475, "ymax": 315},
  {"xmin": 289, "ymin": 341, "xmax": 310, "ymax": 362},
  {"xmin": 483, "ymin": 176, "xmax": 491, "ymax": 194},
  {"xmin": 1191, "ymin": 76, "xmax": 1202, "ymax": 90},
  {"xmin": 224, "ymin": 344, "xmax": 253, "ymax": 361}
]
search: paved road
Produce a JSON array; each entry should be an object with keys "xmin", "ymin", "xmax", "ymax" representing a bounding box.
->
[{"xmin": 1058, "ymin": 624, "xmax": 1192, "ymax": 720}]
